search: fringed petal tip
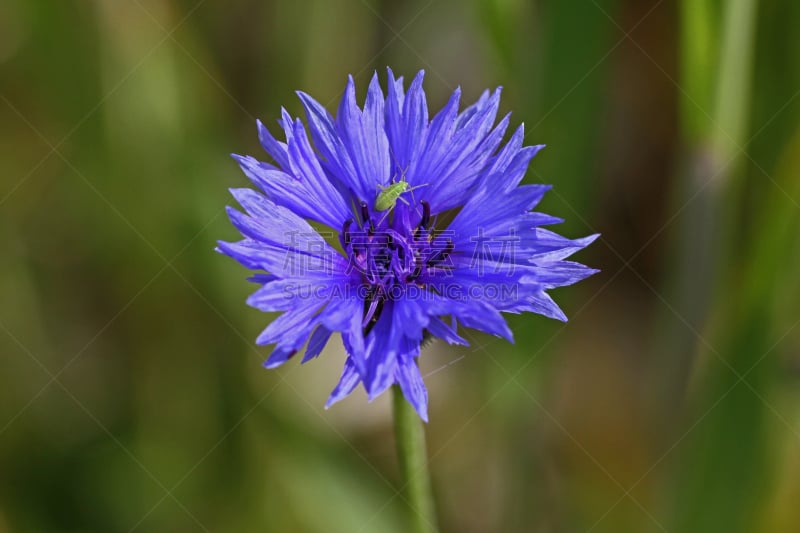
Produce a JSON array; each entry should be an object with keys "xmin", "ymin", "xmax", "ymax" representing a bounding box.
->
[
  {"xmin": 582, "ymin": 233, "xmax": 602, "ymax": 247},
  {"xmin": 397, "ymin": 361, "xmax": 429, "ymax": 422},
  {"xmin": 262, "ymin": 348, "xmax": 296, "ymax": 369},
  {"xmin": 325, "ymin": 358, "xmax": 360, "ymax": 409}
]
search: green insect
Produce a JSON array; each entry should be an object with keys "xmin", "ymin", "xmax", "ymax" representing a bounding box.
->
[{"xmin": 374, "ymin": 178, "xmax": 428, "ymax": 212}]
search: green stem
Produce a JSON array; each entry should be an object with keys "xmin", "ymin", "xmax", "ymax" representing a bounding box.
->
[{"xmin": 392, "ymin": 385, "xmax": 438, "ymax": 533}]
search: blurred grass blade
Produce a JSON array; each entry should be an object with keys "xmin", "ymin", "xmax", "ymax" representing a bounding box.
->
[
  {"xmin": 679, "ymin": 0, "xmax": 717, "ymax": 142},
  {"xmin": 669, "ymin": 1, "xmax": 771, "ymax": 532},
  {"xmin": 651, "ymin": 0, "xmax": 758, "ymax": 420}
]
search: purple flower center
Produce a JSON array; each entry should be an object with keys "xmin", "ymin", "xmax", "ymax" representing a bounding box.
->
[{"xmin": 340, "ymin": 199, "xmax": 452, "ymax": 333}]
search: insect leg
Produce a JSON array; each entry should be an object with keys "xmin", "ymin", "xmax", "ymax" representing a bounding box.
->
[{"xmin": 407, "ymin": 183, "xmax": 429, "ymax": 217}]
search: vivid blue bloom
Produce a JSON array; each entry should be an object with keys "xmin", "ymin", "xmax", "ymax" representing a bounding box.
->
[{"xmin": 219, "ymin": 69, "xmax": 598, "ymax": 421}]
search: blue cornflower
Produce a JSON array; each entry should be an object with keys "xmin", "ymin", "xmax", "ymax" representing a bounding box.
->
[{"xmin": 219, "ymin": 69, "xmax": 598, "ymax": 421}]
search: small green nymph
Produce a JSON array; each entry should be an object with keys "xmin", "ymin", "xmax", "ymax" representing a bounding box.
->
[{"xmin": 374, "ymin": 178, "xmax": 427, "ymax": 212}]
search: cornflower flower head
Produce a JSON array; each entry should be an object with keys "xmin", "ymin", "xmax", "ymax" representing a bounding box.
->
[{"xmin": 218, "ymin": 69, "xmax": 598, "ymax": 421}]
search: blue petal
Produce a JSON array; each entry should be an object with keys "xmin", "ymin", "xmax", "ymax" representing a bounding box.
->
[
  {"xmin": 426, "ymin": 317, "xmax": 468, "ymax": 346},
  {"xmin": 452, "ymin": 301, "xmax": 514, "ymax": 342},
  {"xmin": 260, "ymin": 288, "xmax": 362, "ymax": 368},
  {"xmin": 302, "ymin": 325, "xmax": 332, "ymax": 363},
  {"xmin": 393, "ymin": 297, "xmax": 430, "ymax": 340},
  {"xmin": 217, "ymin": 239, "xmax": 344, "ymax": 279},
  {"xmin": 419, "ymin": 88, "xmax": 504, "ymax": 212},
  {"xmin": 325, "ymin": 357, "xmax": 361, "ymax": 408},
  {"xmin": 285, "ymin": 120, "xmax": 352, "ymax": 226},
  {"xmin": 264, "ymin": 345, "xmax": 300, "ymax": 369},
  {"xmin": 228, "ymin": 187, "xmax": 346, "ymax": 250},
  {"xmin": 296, "ymin": 90, "xmax": 358, "ymax": 193},
  {"xmin": 246, "ymin": 279, "xmax": 313, "ymax": 312},
  {"xmin": 395, "ymin": 353, "xmax": 429, "ymax": 422},
  {"xmin": 257, "ymin": 119, "xmax": 290, "ymax": 168},
  {"xmin": 386, "ymin": 70, "xmax": 428, "ymax": 173},
  {"xmin": 257, "ymin": 298, "xmax": 321, "ymax": 348},
  {"xmin": 481, "ymin": 123, "xmax": 526, "ymax": 180},
  {"xmin": 247, "ymin": 273, "xmax": 277, "ymax": 284},
  {"xmin": 279, "ymin": 108, "xmax": 295, "ymax": 142},
  {"xmin": 385, "ymin": 68, "xmax": 406, "ymax": 166},
  {"xmin": 233, "ymin": 154, "xmax": 346, "ymax": 229},
  {"xmin": 408, "ymin": 86, "xmax": 461, "ymax": 187},
  {"xmin": 445, "ymin": 216, "xmax": 593, "ymax": 272},
  {"xmin": 320, "ymin": 296, "xmax": 366, "ymax": 374},
  {"xmin": 528, "ymin": 231, "xmax": 600, "ymax": 262},
  {"xmin": 522, "ymin": 261, "xmax": 601, "ymax": 289},
  {"xmin": 498, "ymin": 144, "xmax": 547, "ymax": 191},
  {"xmin": 363, "ymin": 302, "xmax": 401, "ymax": 399},
  {"xmin": 524, "ymin": 291, "xmax": 568, "ymax": 322},
  {"xmin": 246, "ymin": 277, "xmax": 351, "ymax": 312},
  {"xmin": 448, "ymin": 185, "xmax": 552, "ymax": 242},
  {"xmin": 362, "ymin": 72, "xmax": 391, "ymax": 186},
  {"xmin": 219, "ymin": 191, "xmax": 349, "ymax": 277},
  {"xmin": 408, "ymin": 292, "xmax": 514, "ymax": 343},
  {"xmin": 455, "ymin": 88, "xmax": 490, "ymax": 128},
  {"xmin": 335, "ymin": 74, "xmax": 391, "ymax": 201}
]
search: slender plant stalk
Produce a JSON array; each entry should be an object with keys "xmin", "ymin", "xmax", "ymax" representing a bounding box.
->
[{"xmin": 392, "ymin": 385, "xmax": 438, "ymax": 533}]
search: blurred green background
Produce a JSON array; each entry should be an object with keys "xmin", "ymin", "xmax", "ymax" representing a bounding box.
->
[{"xmin": 2, "ymin": 0, "xmax": 799, "ymax": 531}]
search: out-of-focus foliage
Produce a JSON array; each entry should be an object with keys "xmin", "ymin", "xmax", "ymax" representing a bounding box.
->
[{"xmin": 1, "ymin": 1, "xmax": 798, "ymax": 531}]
